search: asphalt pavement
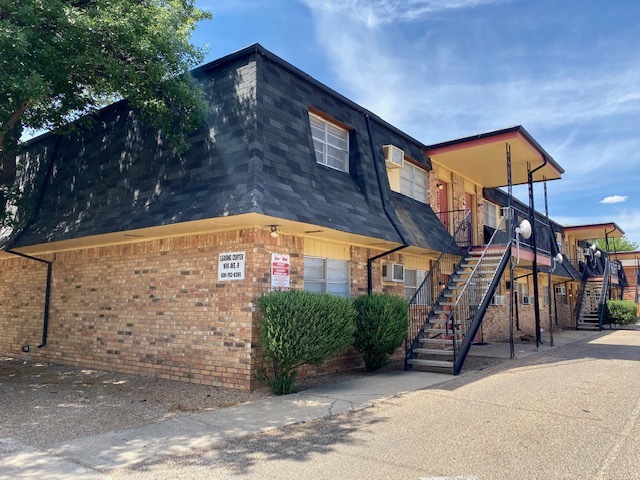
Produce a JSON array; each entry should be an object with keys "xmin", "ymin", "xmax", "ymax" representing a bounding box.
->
[{"xmin": 2, "ymin": 328, "xmax": 638, "ymax": 479}]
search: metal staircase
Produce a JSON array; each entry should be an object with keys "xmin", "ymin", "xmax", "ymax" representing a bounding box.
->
[
  {"xmin": 576, "ymin": 258, "xmax": 611, "ymax": 330},
  {"xmin": 406, "ymin": 214, "xmax": 511, "ymax": 375}
]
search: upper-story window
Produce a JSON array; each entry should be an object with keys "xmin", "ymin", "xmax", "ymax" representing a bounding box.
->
[
  {"xmin": 309, "ymin": 113, "xmax": 349, "ymax": 172},
  {"xmin": 399, "ymin": 162, "xmax": 428, "ymax": 203},
  {"xmin": 483, "ymin": 201, "xmax": 499, "ymax": 229}
]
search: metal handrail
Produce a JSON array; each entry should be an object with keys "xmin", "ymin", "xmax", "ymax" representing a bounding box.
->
[
  {"xmin": 597, "ymin": 259, "xmax": 611, "ymax": 329},
  {"xmin": 447, "ymin": 213, "xmax": 510, "ymax": 358},
  {"xmin": 405, "ymin": 211, "xmax": 471, "ymax": 365},
  {"xmin": 574, "ymin": 265, "xmax": 590, "ymax": 327}
]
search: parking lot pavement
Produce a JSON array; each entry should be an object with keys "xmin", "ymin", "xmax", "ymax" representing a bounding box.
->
[{"xmin": 0, "ymin": 328, "xmax": 625, "ymax": 479}]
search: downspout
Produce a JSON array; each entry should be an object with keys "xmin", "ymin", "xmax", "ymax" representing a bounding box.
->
[
  {"xmin": 2, "ymin": 136, "xmax": 59, "ymax": 349},
  {"xmin": 5, "ymin": 249, "xmax": 52, "ymax": 348},
  {"xmin": 364, "ymin": 114, "xmax": 409, "ymax": 294},
  {"xmin": 528, "ymin": 156, "xmax": 548, "ymax": 349}
]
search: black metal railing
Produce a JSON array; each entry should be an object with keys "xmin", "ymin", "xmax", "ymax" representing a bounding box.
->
[
  {"xmin": 597, "ymin": 259, "xmax": 611, "ymax": 329},
  {"xmin": 574, "ymin": 263, "xmax": 590, "ymax": 327},
  {"xmin": 447, "ymin": 214, "xmax": 511, "ymax": 371},
  {"xmin": 511, "ymin": 205, "xmax": 552, "ymax": 256},
  {"xmin": 405, "ymin": 211, "xmax": 472, "ymax": 367},
  {"xmin": 434, "ymin": 209, "xmax": 473, "ymax": 245}
]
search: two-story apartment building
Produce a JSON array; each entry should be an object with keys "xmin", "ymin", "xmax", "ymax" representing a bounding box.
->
[{"xmin": 0, "ymin": 44, "xmax": 632, "ymax": 389}]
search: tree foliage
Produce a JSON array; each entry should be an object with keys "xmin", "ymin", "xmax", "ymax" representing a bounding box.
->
[
  {"xmin": 594, "ymin": 236, "xmax": 639, "ymax": 253},
  {"xmin": 0, "ymin": 0, "xmax": 211, "ymax": 227}
]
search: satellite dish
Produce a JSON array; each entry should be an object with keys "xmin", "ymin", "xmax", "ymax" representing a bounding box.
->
[
  {"xmin": 515, "ymin": 219, "xmax": 532, "ymax": 240},
  {"xmin": 554, "ymin": 253, "xmax": 564, "ymax": 265}
]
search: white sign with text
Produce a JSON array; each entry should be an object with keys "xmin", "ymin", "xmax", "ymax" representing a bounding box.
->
[{"xmin": 218, "ymin": 251, "xmax": 246, "ymax": 281}]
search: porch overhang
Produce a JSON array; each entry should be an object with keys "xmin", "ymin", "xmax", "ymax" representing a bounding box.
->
[
  {"xmin": 563, "ymin": 222, "xmax": 625, "ymax": 241},
  {"xmin": 424, "ymin": 126, "xmax": 564, "ymax": 187}
]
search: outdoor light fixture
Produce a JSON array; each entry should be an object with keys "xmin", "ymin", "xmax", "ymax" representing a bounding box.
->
[
  {"xmin": 436, "ymin": 182, "xmax": 444, "ymax": 190},
  {"xmin": 270, "ymin": 225, "xmax": 279, "ymax": 238}
]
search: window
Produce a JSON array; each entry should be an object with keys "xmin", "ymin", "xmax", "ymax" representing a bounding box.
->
[
  {"xmin": 303, "ymin": 256, "xmax": 350, "ymax": 297},
  {"xmin": 404, "ymin": 269, "xmax": 427, "ymax": 299},
  {"xmin": 517, "ymin": 282, "xmax": 530, "ymax": 304},
  {"xmin": 309, "ymin": 113, "xmax": 349, "ymax": 172},
  {"xmin": 399, "ymin": 162, "xmax": 428, "ymax": 203},
  {"xmin": 483, "ymin": 201, "xmax": 498, "ymax": 229}
]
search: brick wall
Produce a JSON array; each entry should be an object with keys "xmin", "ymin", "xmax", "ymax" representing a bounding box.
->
[
  {"xmin": 1, "ymin": 228, "xmax": 290, "ymax": 390},
  {"xmin": 0, "ymin": 229, "xmax": 414, "ymax": 390}
]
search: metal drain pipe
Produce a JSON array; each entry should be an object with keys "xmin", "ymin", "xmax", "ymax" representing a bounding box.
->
[{"xmin": 5, "ymin": 250, "xmax": 52, "ymax": 348}]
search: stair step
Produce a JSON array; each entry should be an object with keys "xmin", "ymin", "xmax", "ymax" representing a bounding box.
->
[
  {"xmin": 413, "ymin": 348, "xmax": 454, "ymax": 356},
  {"xmin": 407, "ymin": 358, "xmax": 454, "ymax": 369},
  {"xmin": 420, "ymin": 337, "xmax": 455, "ymax": 344},
  {"xmin": 460, "ymin": 260, "xmax": 501, "ymax": 266}
]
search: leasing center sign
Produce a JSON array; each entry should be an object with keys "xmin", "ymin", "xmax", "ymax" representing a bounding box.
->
[{"xmin": 218, "ymin": 252, "xmax": 245, "ymax": 281}]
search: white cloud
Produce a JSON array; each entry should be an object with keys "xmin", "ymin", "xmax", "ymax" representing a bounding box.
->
[
  {"xmin": 600, "ymin": 195, "xmax": 628, "ymax": 204},
  {"xmin": 305, "ymin": 0, "xmax": 509, "ymax": 28},
  {"xmin": 301, "ymin": 1, "xmax": 640, "ymax": 144}
]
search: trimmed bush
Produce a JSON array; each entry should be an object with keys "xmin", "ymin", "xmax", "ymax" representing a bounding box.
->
[
  {"xmin": 352, "ymin": 294, "xmax": 409, "ymax": 372},
  {"xmin": 605, "ymin": 300, "xmax": 638, "ymax": 326},
  {"xmin": 255, "ymin": 290, "xmax": 356, "ymax": 395}
]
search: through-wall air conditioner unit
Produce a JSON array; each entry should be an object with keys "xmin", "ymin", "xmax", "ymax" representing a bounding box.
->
[
  {"xmin": 555, "ymin": 286, "xmax": 566, "ymax": 295},
  {"xmin": 383, "ymin": 145, "xmax": 404, "ymax": 169},
  {"xmin": 492, "ymin": 294, "xmax": 506, "ymax": 306},
  {"xmin": 522, "ymin": 296, "xmax": 534, "ymax": 305},
  {"xmin": 382, "ymin": 262, "xmax": 405, "ymax": 282}
]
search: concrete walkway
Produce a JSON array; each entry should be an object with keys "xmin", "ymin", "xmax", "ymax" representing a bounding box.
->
[{"xmin": 0, "ymin": 329, "xmax": 605, "ymax": 479}]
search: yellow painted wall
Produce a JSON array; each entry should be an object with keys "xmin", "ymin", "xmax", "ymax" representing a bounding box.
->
[{"xmin": 303, "ymin": 238, "xmax": 351, "ymax": 260}]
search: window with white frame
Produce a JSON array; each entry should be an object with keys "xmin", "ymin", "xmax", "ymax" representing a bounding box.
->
[
  {"xmin": 400, "ymin": 162, "xmax": 428, "ymax": 203},
  {"xmin": 404, "ymin": 268, "xmax": 427, "ymax": 299},
  {"xmin": 483, "ymin": 201, "xmax": 499, "ymax": 229},
  {"xmin": 303, "ymin": 256, "xmax": 350, "ymax": 297},
  {"xmin": 517, "ymin": 281, "xmax": 530, "ymax": 304},
  {"xmin": 309, "ymin": 113, "xmax": 349, "ymax": 172}
]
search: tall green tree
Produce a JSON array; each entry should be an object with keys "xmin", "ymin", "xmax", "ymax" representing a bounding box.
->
[
  {"xmin": 0, "ymin": 0, "xmax": 211, "ymax": 227},
  {"xmin": 594, "ymin": 236, "xmax": 639, "ymax": 252}
]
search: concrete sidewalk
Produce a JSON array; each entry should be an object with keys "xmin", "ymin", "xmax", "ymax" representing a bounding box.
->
[{"xmin": 0, "ymin": 329, "xmax": 603, "ymax": 479}]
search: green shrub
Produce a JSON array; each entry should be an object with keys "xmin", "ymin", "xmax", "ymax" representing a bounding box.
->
[
  {"xmin": 352, "ymin": 294, "xmax": 409, "ymax": 372},
  {"xmin": 605, "ymin": 300, "xmax": 638, "ymax": 326},
  {"xmin": 255, "ymin": 290, "xmax": 356, "ymax": 395}
]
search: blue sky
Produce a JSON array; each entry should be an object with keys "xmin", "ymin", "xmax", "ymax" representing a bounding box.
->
[{"xmin": 195, "ymin": 1, "xmax": 640, "ymax": 243}]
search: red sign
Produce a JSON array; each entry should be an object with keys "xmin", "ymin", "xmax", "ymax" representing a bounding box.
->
[{"xmin": 271, "ymin": 254, "xmax": 290, "ymax": 289}]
